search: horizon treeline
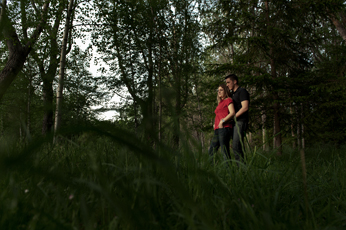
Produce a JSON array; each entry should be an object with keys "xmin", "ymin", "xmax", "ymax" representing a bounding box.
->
[{"xmin": 1, "ymin": 0, "xmax": 345, "ymax": 152}]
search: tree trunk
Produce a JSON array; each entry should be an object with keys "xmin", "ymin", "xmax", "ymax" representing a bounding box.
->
[
  {"xmin": 290, "ymin": 103, "xmax": 296, "ymax": 149},
  {"xmin": 173, "ymin": 74, "xmax": 181, "ymax": 148},
  {"xmin": 301, "ymin": 123, "xmax": 305, "ymax": 149},
  {"xmin": 262, "ymin": 113, "xmax": 267, "ymax": 151},
  {"xmin": 247, "ymin": 132, "xmax": 252, "ymax": 150},
  {"xmin": 19, "ymin": 111, "xmax": 23, "ymax": 141},
  {"xmin": 158, "ymin": 35, "xmax": 163, "ymax": 143},
  {"xmin": 42, "ymin": 75, "xmax": 54, "ymax": 134},
  {"xmin": 172, "ymin": 22, "xmax": 180, "ymax": 148},
  {"xmin": 330, "ymin": 12, "xmax": 346, "ymax": 42},
  {"xmin": 261, "ymin": 89, "xmax": 268, "ymax": 151},
  {"xmin": 26, "ymin": 75, "xmax": 32, "ymax": 138},
  {"xmin": 54, "ymin": 0, "xmax": 74, "ymax": 140},
  {"xmin": 273, "ymin": 118, "xmax": 276, "ymax": 148},
  {"xmin": 297, "ymin": 105, "xmax": 301, "ymax": 150},
  {"xmin": 273, "ymin": 99, "xmax": 282, "ymax": 154},
  {"xmin": 265, "ymin": 1, "xmax": 282, "ymax": 155},
  {"xmin": 0, "ymin": 112, "xmax": 3, "ymax": 137},
  {"xmin": 39, "ymin": 2, "xmax": 63, "ymax": 135},
  {"xmin": 134, "ymin": 99, "xmax": 138, "ymax": 134},
  {"xmin": 158, "ymin": 65, "xmax": 162, "ymax": 143},
  {"xmin": 262, "ymin": 127, "xmax": 267, "ymax": 151},
  {"xmin": 196, "ymin": 81, "xmax": 205, "ymax": 149},
  {"xmin": 0, "ymin": 0, "xmax": 49, "ymax": 101},
  {"xmin": 146, "ymin": 35, "xmax": 154, "ymax": 144},
  {"xmin": 301, "ymin": 103, "xmax": 305, "ymax": 150}
]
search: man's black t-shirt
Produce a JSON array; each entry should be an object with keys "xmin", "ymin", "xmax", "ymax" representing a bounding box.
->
[{"xmin": 231, "ymin": 87, "xmax": 250, "ymax": 122}]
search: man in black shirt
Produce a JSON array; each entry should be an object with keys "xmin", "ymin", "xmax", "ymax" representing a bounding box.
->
[{"xmin": 225, "ymin": 74, "xmax": 250, "ymax": 163}]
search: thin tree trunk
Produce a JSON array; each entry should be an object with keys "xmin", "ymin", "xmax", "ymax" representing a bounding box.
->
[
  {"xmin": 272, "ymin": 63, "xmax": 282, "ymax": 154},
  {"xmin": 262, "ymin": 113, "xmax": 267, "ymax": 151},
  {"xmin": 265, "ymin": 1, "xmax": 282, "ymax": 155},
  {"xmin": 134, "ymin": 99, "xmax": 138, "ymax": 134},
  {"xmin": 26, "ymin": 75, "xmax": 32, "ymax": 138},
  {"xmin": 247, "ymin": 132, "xmax": 252, "ymax": 151},
  {"xmin": 301, "ymin": 103, "xmax": 305, "ymax": 150},
  {"xmin": 273, "ymin": 118, "xmax": 276, "ymax": 148},
  {"xmin": 158, "ymin": 58, "xmax": 162, "ymax": 142},
  {"xmin": 54, "ymin": 0, "xmax": 74, "ymax": 140},
  {"xmin": 297, "ymin": 105, "xmax": 301, "ymax": 150},
  {"xmin": 147, "ymin": 38, "xmax": 154, "ymax": 144},
  {"xmin": 128, "ymin": 37, "xmax": 138, "ymax": 135},
  {"xmin": 42, "ymin": 75, "xmax": 54, "ymax": 134},
  {"xmin": 174, "ymin": 74, "xmax": 181, "ymax": 148},
  {"xmin": 261, "ymin": 88, "xmax": 268, "ymax": 151},
  {"xmin": 196, "ymin": 82, "xmax": 204, "ymax": 149},
  {"xmin": 262, "ymin": 128, "xmax": 267, "ymax": 151},
  {"xmin": 0, "ymin": 112, "xmax": 3, "ymax": 137},
  {"xmin": 290, "ymin": 103, "xmax": 296, "ymax": 149},
  {"xmin": 19, "ymin": 111, "xmax": 22, "ymax": 141},
  {"xmin": 301, "ymin": 123, "xmax": 305, "ymax": 149},
  {"xmin": 172, "ymin": 22, "xmax": 180, "ymax": 148},
  {"xmin": 157, "ymin": 27, "xmax": 163, "ymax": 143}
]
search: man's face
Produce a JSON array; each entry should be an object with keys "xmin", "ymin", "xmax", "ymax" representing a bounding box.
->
[{"xmin": 226, "ymin": 78, "xmax": 235, "ymax": 91}]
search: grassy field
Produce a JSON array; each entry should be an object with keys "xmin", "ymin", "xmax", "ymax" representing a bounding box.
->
[{"xmin": 0, "ymin": 126, "xmax": 345, "ymax": 229}]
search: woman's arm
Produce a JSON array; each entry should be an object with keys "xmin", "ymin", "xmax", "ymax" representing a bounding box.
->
[{"xmin": 218, "ymin": 103, "xmax": 235, "ymax": 128}]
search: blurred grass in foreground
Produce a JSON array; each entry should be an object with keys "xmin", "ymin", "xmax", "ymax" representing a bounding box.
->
[{"xmin": 0, "ymin": 124, "xmax": 345, "ymax": 229}]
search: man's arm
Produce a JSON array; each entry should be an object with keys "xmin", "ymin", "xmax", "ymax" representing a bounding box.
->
[{"xmin": 235, "ymin": 100, "xmax": 249, "ymax": 119}]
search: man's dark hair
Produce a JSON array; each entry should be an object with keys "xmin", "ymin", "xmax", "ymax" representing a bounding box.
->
[{"xmin": 225, "ymin": 73, "xmax": 239, "ymax": 84}]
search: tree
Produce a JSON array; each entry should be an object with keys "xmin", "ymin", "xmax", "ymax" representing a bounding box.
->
[
  {"xmin": 54, "ymin": 0, "xmax": 75, "ymax": 139},
  {"xmin": 0, "ymin": 0, "xmax": 50, "ymax": 100},
  {"xmin": 30, "ymin": 1, "xmax": 64, "ymax": 134},
  {"xmin": 93, "ymin": 0, "xmax": 202, "ymax": 146}
]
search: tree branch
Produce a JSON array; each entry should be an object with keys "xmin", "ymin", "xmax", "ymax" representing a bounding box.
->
[
  {"xmin": 30, "ymin": 0, "xmax": 39, "ymax": 15},
  {"xmin": 21, "ymin": 0, "xmax": 28, "ymax": 40},
  {"xmin": 25, "ymin": 0, "xmax": 50, "ymax": 50}
]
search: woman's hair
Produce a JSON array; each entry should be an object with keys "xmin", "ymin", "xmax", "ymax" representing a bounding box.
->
[{"xmin": 217, "ymin": 84, "xmax": 231, "ymax": 104}]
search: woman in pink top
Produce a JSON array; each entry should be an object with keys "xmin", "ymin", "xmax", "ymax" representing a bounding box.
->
[{"xmin": 208, "ymin": 84, "xmax": 235, "ymax": 163}]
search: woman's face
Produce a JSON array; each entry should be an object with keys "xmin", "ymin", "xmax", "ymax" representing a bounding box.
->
[{"xmin": 218, "ymin": 86, "xmax": 225, "ymax": 99}]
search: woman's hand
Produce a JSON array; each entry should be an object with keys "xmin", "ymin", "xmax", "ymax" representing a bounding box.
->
[{"xmin": 218, "ymin": 120, "xmax": 224, "ymax": 129}]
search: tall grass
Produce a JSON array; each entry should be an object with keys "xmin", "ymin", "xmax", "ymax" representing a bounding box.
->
[{"xmin": 0, "ymin": 125, "xmax": 345, "ymax": 229}]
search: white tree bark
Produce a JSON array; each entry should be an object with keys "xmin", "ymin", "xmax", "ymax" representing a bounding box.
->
[
  {"xmin": 54, "ymin": 0, "xmax": 74, "ymax": 141},
  {"xmin": 262, "ymin": 113, "xmax": 267, "ymax": 151}
]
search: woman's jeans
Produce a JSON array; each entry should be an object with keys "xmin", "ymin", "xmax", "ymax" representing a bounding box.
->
[{"xmin": 208, "ymin": 127, "xmax": 232, "ymax": 162}]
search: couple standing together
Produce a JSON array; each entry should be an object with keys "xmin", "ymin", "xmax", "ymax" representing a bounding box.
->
[{"xmin": 209, "ymin": 74, "xmax": 250, "ymax": 165}]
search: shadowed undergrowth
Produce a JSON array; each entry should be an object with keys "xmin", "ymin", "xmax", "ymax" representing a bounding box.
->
[{"xmin": 0, "ymin": 125, "xmax": 345, "ymax": 229}]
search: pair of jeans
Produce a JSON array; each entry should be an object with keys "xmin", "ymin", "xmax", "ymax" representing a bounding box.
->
[
  {"xmin": 208, "ymin": 127, "xmax": 232, "ymax": 162},
  {"xmin": 232, "ymin": 120, "xmax": 248, "ymax": 162}
]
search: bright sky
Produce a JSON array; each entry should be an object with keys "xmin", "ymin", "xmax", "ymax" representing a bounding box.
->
[{"xmin": 76, "ymin": 38, "xmax": 120, "ymax": 121}]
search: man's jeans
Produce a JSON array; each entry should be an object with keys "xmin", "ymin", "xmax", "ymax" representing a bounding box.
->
[
  {"xmin": 232, "ymin": 120, "xmax": 248, "ymax": 162},
  {"xmin": 208, "ymin": 127, "xmax": 232, "ymax": 162}
]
